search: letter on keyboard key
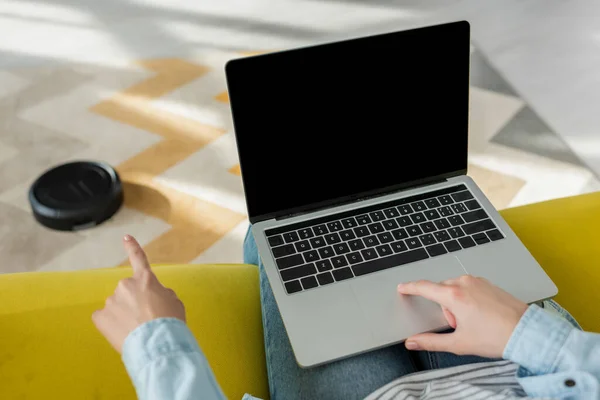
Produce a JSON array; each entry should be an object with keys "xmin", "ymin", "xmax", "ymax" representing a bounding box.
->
[
  {"xmin": 332, "ymin": 267, "xmax": 354, "ymax": 281},
  {"xmin": 280, "ymin": 263, "xmax": 317, "ymax": 281},
  {"xmin": 462, "ymin": 219, "xmax": 495, "ymax": 235},
  {"xmin": 352, "ymin": 248, "xmax": 429, "ymax": 277},
  {"xmin": 276, "ymin": 254, "xmax": 304, "ymax": 270}
]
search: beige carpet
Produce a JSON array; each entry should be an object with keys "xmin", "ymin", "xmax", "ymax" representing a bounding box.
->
[{"xmin": 0, "ymin": 49, "xmax": 598, "ymax": 273}]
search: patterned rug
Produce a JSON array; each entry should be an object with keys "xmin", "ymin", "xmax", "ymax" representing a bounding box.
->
[{"xmin": 0, "ymin": 47, "xmax": 597, "ymax": 273}]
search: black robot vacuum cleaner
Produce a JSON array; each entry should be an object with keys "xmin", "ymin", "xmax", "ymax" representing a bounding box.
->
[{"xmin": 29, "ymin": 161, "xmax": 124, "ymax": 231}]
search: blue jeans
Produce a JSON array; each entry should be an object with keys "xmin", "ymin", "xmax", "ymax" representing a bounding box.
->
[{"xmin": 243, "ymin": 228, "xmax": 492, "ymax": 400}]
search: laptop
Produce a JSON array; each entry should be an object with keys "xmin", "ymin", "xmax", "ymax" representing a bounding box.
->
[{"xmin": 225, "ymin": 21, "xmax": 557, "ymax": 368}]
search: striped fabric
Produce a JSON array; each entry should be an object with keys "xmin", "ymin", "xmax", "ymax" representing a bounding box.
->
[{"xmin": 365, "ymin": 360, "xmax": 552, "ymax": 400}]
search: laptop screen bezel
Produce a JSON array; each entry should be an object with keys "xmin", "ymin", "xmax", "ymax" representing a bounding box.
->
[{"xmin": 226, "ymin": 21, "xmax": 470, "ymax": 224}]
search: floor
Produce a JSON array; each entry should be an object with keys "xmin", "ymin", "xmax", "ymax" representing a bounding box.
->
[{"xmin": 0, "ymin": 0, "xmax": 599, "ymax": 272}]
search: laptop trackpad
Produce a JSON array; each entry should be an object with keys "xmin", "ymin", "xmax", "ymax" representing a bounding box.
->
[{"xmin": 351, "ymin": 256, "xmax": 466, "ymax": 343}]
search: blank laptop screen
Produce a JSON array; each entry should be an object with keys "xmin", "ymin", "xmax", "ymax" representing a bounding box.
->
[{"xmin": 226, "ymin": 21, "xmax": 470, "ymax": 222}]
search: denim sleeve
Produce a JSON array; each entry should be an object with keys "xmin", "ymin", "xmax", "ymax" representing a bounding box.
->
[
  {"xmin": 503, "ymin": 305, "xmax": 600, "ymax": 399},
  {"xmin": 122, "ymin": 318, "xmax": 255, "ymax": 400}
]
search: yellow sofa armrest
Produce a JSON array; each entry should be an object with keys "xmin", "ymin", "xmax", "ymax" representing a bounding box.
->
[
  {"xmin": 500, "ymin": 191, "xmax": 600, "ymax": 333},
  {"xmin": 0, "ymin": 264, "xmax": 269, "ymax": 400}
]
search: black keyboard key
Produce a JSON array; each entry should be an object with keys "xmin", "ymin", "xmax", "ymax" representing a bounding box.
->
[
  {"xmin": 407, "ymin": 226, "xmax": 423, "ymax": 236},
  {"xmin": 277, "ymin": 254, "xmax": 305, "ymax": 270},
  {"xmin": 462, "ymin": 209, "xmax": 488, "ymax": 223},
  {"xmin": 325, "ymin": 233, "xmax": 342, "ymax": 245},
  {"xmin": 383, "ymin": 219, "xmax": 399, "ymax": 230},
  {"xmin": 434, "ymin": 230, "xmax": 451, "ymax": 242},
  {"xmin": 424, "ymin": 209, "xmax": 441, "ymax": 220},
  {"xmin": 391, "ymin": 240, "xmax": 408, "ymax": 253},
  {"xmin": 426, "ymin": 244, "xmax": 447, "ymax": 257},
  {"xmin": 377, "ymin": 232, "xmax": 394, "ymax": 244},
  {"xmin": 317, "ymin": 272, "xmax": 334, "ymax": 285},
  {"xmin": 327, "ymin": 221, "xmax": 343, "ymax": 232},
  {"xmin": 419, "ymin": 234, "xmax": 436, "ymax": 246},
  {"xmin": 356, "ymin": 215, "xmax": 372, "ymax": 225},
  {"xmin": 285, "ymin": 280, "xmax": 302, "ymax": 294},
  {"xmin": 310, "ymin": 237, "xmax": 326, "ymax": 248},
  {"xmin": 283, "ymin": 232, "xmax": 300, "ymax": 243},
  {"xmin": 411, "ymin": 201, "xmax": 426, "ymax": 212},
  {"xmin": 334, "ymin": 243, "xmax": 350, "ymax": 255},
  {"xmin": 318, "ymin": 246, "xmax": 335, "ymax": 258},
  {"xmin": 463, "ymin": 219, "xmax": 496, "ymax": 235},
  {"xmin": 451, "ymin": 203, "xmax": 467, "ymax": 214},
  {"xmin": 313, "ymin": 225, "xmax": 328, "ymax": 236},
  {"xmin": 439, "ymin": 206, "xmax": 454, "ymax": 217},
  {"xmin": 369, "ymin": 211, "xmax": 385, "ymax": 222},
  {"xmin": 434, "ymin": 218, "xmax": 451, "ymax": 230},
  {"xmin": 273, "ymin": 244, "xmax": 296, "ymax": 258},
  {"xmin": 448, "ymin": 215, "xmax": 465, "ymax": 226},
  {"xmin": 341, "ymin": 218, "xmax": 358, "ymax": 229},
  {"xmin": 420, "ymin": 221, "xmax": 436, "ymax": 233},
  {"xmin": 464, "ymin": 199, "xmax": 481, "ymax": 210},
  {"xmin": 348, "ymin": 239, "xmax": 365, "ymax": 251},
  {"xmin": 346, "ymin": 252, "xmax": 364, "ymax": 264},
  {"xmin": 439, "ymin": 195, "xmax": 454, "ymax": 205},
  {"xmin": 363, "ymin": 235, "xmax": 380, "ymax": 247},
  {"xmin": 448, "ymin": 227, "xmax": 465, "ymax": 238},
  {"xmin": 458, "ymin": 236, "xmax": 476, "ymax": 248},
  {"xmin": 410, "ymin": 212, "xmax": 426, "ymax": 224},
  {"xmin": 331, "ymin": 255, "xmax": 349, "ymax": 268},
  {"xmin": 397, "ymin": 205, "xmax": 413, "ymax": 215},
  {"xmin": 354, "ymin": 226, "xmax": 370, "ymax": 237},
  {"xmin": 303, "ymin": 250, "xmax": 319, "ymax": 263},
  {"xmin": 425, "ymin": 198, "xmax": 441, "ymax": 208},
  {"xmin": 406, "ymin": 238, "xmax": 422, "ymax": 249},
  {"xmin": 444, "ymin": 240, "xmax": 462, "ymax": 252},
  {"xmin": 297, "ymin": 228, "xmax": 314, "ymax": 239},
  {"xmin": 316, "ymin": 259, "xmax": 333, "ymax": 272},
  {"xmin": 301, "ymin": 276, "xmax": 318, "ymax": 289},
  {"xmin": 368, "ymin": 222, "xmax": 385, "ymax": 234},
  {"xmin": 340, "ymin": 229, "xmax": 356, "ymax": 241},
  {"xmin": 376, "ymin": 244, "xmax": 393, "ymax": 257},
  {"xmin": 333, "ymin": 267, "xmax": 354, "ymax": 281},
  {"xmin": 361, "ymin": 248, "xmax": 378, "ymax": 260},
  {"xmin": 295, "ymin": 240, "xmax": 311, "ymax": 252},
  {"xmin": 487, "ymin": 229, "xmax": 504, "ymax": 241},
  {"xmin": 473, "ymin": 233, "xmax": 490, "ymax": 245},
  {"xmin": 451, "ymin": 190, "xmax": 474, "ymax": 202},
  {"xmin": 281, "ymin": 263, "xmax": 317, "ymax": 281},
  {"xmin": 383, "ymin": 208, "xmax": 400, "ymax": 218},
  {"xmin": 396, "ymin": 216, "xmax": 412, "ymax": 227},
  {"xmin": 392, "ymin": 228, "xmax": 409, "ymax": 240},
  {"xmin": 352, "ymin": 248, "xmax": 429, "ymax": 277},
  {"xmin": 268, "ymin": 235, "xmax": 284, "ymax": 246}
]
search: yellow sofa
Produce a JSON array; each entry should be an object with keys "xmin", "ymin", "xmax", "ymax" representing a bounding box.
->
[{"xmin": 1, "ymin": 193, "xmax": 599, "ymax": 399}]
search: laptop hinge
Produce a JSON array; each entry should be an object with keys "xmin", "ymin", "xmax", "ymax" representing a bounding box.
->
[{"xmin": 276, "ymin": 178, "xmax": 448, "ymax": 221}]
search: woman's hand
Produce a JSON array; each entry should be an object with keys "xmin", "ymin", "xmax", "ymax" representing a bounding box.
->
[
  {"xmin": 398, "ymin": 275, "xmax": 528, "ymax": 358},
  {"xmin": 92, "ymin": 235, "xmax": 186, "ymax": 353}
]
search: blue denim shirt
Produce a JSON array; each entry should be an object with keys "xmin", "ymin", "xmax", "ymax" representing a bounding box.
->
[{"xmin": 121, "ymin": 305, "xmax": 600, "ymax": 400}]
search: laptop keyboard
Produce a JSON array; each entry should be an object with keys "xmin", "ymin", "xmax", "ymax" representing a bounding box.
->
[{"xmin": 265, "ymin": 185, "xmax": 505, "ymax": 295}]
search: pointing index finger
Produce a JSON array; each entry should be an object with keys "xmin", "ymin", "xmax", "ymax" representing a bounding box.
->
[
  {"xmin": 397, "ymin": 280, "xmax": 453, "ymax": 306},
  {"xmin": 123, "ymin": 235, "xmax": 152, "ymax": 279}
]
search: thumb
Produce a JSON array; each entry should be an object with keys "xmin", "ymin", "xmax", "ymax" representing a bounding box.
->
[
  {"xmin": 405, "ymin": 332, "xmax": 457, "ymax": 353},
  {"xmin": 123, "ymin": 235, "xmax": 154, "ymax": 280}
]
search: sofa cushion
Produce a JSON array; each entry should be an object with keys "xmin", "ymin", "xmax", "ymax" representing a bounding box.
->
[{"xmin": 0, "ymin": 264, "xmax": 269, "ymax": 400}]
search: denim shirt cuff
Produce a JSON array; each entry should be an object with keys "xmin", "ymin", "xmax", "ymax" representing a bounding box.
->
[
  {"xmin": 503, "ymin": 304, "xmax": 574, "ymax": 375},
  {"xmin": 122, "ymin": 318, "xmax": 201, "ymax": 383}
]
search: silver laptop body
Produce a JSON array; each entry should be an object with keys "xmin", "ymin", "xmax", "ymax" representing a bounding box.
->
[{"xmin": 226, "ymin": 21, "xmax": 557, "ymax": 368}]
